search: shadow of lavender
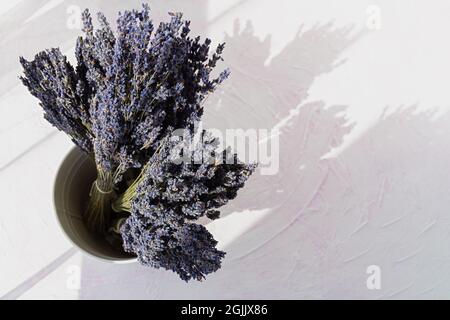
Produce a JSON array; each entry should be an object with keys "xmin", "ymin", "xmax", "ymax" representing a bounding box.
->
[
  {"xmin": 93, "ymin": 105, "xmax": 450, "ymax": 300},
  {"xmin": 216, "ymin": 106, "xmax": 450, "ymax": 299},
  {"xmin": 78, "ymin": 19, "xmax": 363, "ymax": 299}
]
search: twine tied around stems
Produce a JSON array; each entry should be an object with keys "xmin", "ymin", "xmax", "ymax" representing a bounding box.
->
[
  {"xmin": 90, "ymin": 180, "xmax": 114, "ymax": 196},
  {"xmin": 85, "ymin": 175, "xmax": 115, "ymax": 234}
]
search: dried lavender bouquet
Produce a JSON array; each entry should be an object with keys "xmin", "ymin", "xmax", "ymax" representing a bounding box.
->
[
  {"xmin": 115, "ymin": 131, "xmax": 256, "ymax": 281},
  {"xmin": 20, "ymin": 4, "xmax": 255, "ymax": 281}
]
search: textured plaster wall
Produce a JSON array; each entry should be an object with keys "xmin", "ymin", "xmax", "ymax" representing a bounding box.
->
[{"xmin": 1, "ymin": 0, "xmax": 450, "ymax": 299}]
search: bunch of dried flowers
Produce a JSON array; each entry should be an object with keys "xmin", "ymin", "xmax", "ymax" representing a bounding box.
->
[{"xmin": 20, "ymin": 4, "xmax": 255, "ymax": 281}]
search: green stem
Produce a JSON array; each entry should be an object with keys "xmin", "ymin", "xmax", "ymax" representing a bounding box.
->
[
  {"xmin": 112, "ymin": 136, "xmax": 169, "ymax": 213},
  {"xmin": 109, "ymin": 217, "xmax": 126, "ymax": 234},
  {"xmin": 84, "ymin": 168, "xmax": 115, "ymax": 234},
  {"xmin": 112, "ymin": 164, "xmax": 145, "ymax": 213}
]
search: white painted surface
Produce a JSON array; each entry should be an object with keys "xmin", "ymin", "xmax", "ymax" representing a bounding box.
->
[{"xmin": 1, "ymin": 0, "xmax": 450, "ymax": 299}]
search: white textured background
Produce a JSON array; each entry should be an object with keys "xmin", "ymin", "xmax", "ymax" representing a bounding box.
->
[{"xmin": 1, "ymin": 0, "xmax": 450, "ymax": 299}]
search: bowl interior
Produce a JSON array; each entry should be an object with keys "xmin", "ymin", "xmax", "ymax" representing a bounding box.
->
[{"xmin": 53, "ymin": 147, "xmax": 134, "ymax": 261}]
